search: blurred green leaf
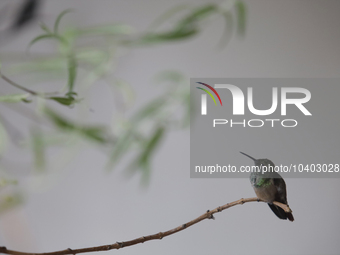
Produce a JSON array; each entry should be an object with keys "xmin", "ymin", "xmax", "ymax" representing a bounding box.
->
[
  {"xmin": 128, "ymin": 4, "xmax": 221, "ymax": 46},
  {"xmin": 0, "ymin": 193, "xmax": 23, "ymax": 214},
  {"xmin": 0, "ymin": 2, "xmax": 247, "ymax": 185},
  {"xmin": 218, "ymin": 11, "xmax": 233, "ymax": 48},
  {"xmin": 154, "ymin": 70, "xmax": 186, "ymax": 85},
  {"xmin": 138, "ymin": 126, "xmax": 165, "ymax": 164},
  {"xmin": 54, "ymin": 9, "xmax": 73, "ymax": 34},
  {"xmin": 176, "ymin": 4, "xmax": 217, "ymax": 30},
  {"xmin": 44, "ymin": 107, "xmax": 74, "ymax": 130},
  {"xmin": 113, "ymin": 79, "xmax": 135, "ymax": 106},
  {"xmin": 132, "ymin": 126, "xmax": 165, "ymax": 185},
  {"xmin": 181, "ymin": 91, "xmax": 191, "ymax": 128},
  {"xmin": 147, "ymin": 4, "xmax": 190, "ymax": 31},
  {"xmin": 82, "ymin": 127, "xmax": 107, "ymax": 143},
  {"xmin": 22, "ymin": 98, "xmax": 32, "ymax": 103},
  {"xmin": 139, "ymin": 160, "xmax": 151, "ymax": 186},
  {"xmin": 65, "ymin": 91, "xmax": 77, "ymax": 97},
  {"xmin": 49, "ymin": 96, "xmax": 76, "ymax": 106},
  {"xmin": 108, "ymin": 127, "xmax": 134, "ymax": 168},
  {"xmin": 28, "ymin": 34, "xmax": 67, "ymax": 49},
  {"xmin": 44, "ymin": 108, "xmax": 108, "ymax": 144},
  {"xmin": 31, "ymin": 129, "xmax": 46, "ymax": 171},
  {"xmin": 59, "ymin": 28, "xmax": 77, "ymax": 54},
  {"xmin": 0, "ymin": 178, "xmax": 18, "ymax": 188},
  {"xmin": 109, "ymin": 97, "xmax": 168, "ymax": 170},
  {"xmin": 76, "ymin": 49, "xmax": 108, "ymax": 66},
  {"xmin": 77, "ymin": 24, "xmax": 133, "ymax": 36},
  {"xmin": 9, "ymin": 57, "xmax": 67, "ymax": 74},
  {"xmin": 235, "ymin": 1, "xmax": 246, "ymax": 36},
  {"xmin": 40, "ymin": 22, "xmax": 52, "ymax": 34},
  {"xmin": 0, "ymin": 94, "xmax": 29, "ymax": 103},
  {"xmin": 131, "ymin": 28, "xmax": 198, "ymax": 45},
  {"xmin": 0, "ymin": 120, "xmax": 8, "ymax": 153},
  {"xmin": 132, "ymin": 98, "xmax": 166, "ymax": 123},
  {"xmin": 67, "ymin": 56, "xmax": 77, "ymax": 93}
]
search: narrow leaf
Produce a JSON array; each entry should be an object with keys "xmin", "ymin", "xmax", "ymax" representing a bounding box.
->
[
  {"xmin": 147, "ymin": 4, "xmax": 190, "ymax": 31},
  {"xmin": 132, "ymin": 98, "xmax": 165, "ymax": 123},
  {"xmin": 132, "ymin": 28, "xmax": 197, "ymax": 45},
  {"xmin": 54, "ymin": 9, "xmax": 73, "ymax": 34},
  {"xmin": 0, "ymin": 120, "xmax": 8, "ymax": 153},
  {"xmin": 181, "ymin": 91, "xmax": 191, "ymax": 128},
  {"xmin": 77, "ymin": 24, "xmax": 132, "ymax": 36},
  {"xmin": 235, "ymin": 1, "xmax": 246, "ymax": 36},
  {"xmin": 39, "ymin": 22, "xmax": 52, "ymax": 34},
  {"xmin": 176, "ymin": 4, "xmax": 217, "ymax": 30},
  {"xmin": 139, "ymin": 126, "xmax": 165, "ymax": 163},
  {"xmin": 49, "ymin": 96, "xmax": 75, "ymax": 106},
  {"xmin": 44, "ymin": 108, "xmax": 107, "ymax": 144},
  {"xmin": 67, "ymin": 56, "xmax": 77, "ymax": 93},
  {"xmin": 217, "ymin": 11, "xmax": 233, "ymax": 49},
  {"xmin": 131, "ymin": 126, "xmax": 165, "ymax": 184},
  {"xmin": 82, "ymin": 127, "xmax": 107, "ymax": 143},
  {"xmin": 31, "ymin": 129, "xmax": 46, "ymax": 171},
  {"xmin": 0, "ymin": 178, "xmax": 18, "ymax": 188},
  {"xmin": 28, "ymin": 34, "xmax": 67, "ymax": 49},
  {"xmin": 44, "ymin": 107, "xmax": 74, "ymax": 130},
  {"xmin": 0, "ymin": 94, "xmax": 29, "ymax": 103},
  {"xmin": 108, "ymin": 128, "xmax": 134, "ymax": 168},
  {"xmin": 0, "ymin": 193, "xmax": 23, "ymax": 214}
]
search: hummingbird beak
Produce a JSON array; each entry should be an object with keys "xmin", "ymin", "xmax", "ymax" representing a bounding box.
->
[{"xmin": 240, "ymin": 152, "xmax": 257, "ymax": 162}]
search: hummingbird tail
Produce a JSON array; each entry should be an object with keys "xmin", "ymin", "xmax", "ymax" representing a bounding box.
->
[
  {"xmin": 268, "ymin": 203, "xmax": 293, "ymax": 221},
  {"xmin": 287, "ymin": 212, "xmax": 294, "ymax": 222}
]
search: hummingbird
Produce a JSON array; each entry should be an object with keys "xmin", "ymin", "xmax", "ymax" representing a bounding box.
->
[{"xmin": 240, "ymin": 152, "xmax": 294, "ymax": 222}]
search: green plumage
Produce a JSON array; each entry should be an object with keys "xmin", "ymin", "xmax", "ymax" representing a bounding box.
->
[{"xmin": 254, "ymin": 177, "xmax": 271, "ymax": 187}]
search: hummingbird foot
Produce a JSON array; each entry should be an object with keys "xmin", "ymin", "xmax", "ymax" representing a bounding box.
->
[{"xmin": 206, "ymin": 210, "xmax": 215, "ymax": 220}]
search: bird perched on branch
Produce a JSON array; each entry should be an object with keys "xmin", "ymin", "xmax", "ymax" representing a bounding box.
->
[{"xmin": 240, "ymin": 152, "xmax": 294, "ymax": 222}]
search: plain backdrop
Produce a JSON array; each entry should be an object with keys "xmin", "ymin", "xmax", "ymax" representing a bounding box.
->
[{"xmin": 0, "ymin": 1, "xmax": 340, "ymax": 255}]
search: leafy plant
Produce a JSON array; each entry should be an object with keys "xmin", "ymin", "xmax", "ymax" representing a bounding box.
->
[{"xmin": 0, "ymin": 1, "xmax": 246, "ymax": 210}]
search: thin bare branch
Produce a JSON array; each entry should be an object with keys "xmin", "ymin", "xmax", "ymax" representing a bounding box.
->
[
  {"xmin": 0, "ymin": 71, "xmax": 59, "ymax": 96},
  {"xmin": 0, "ymin": 197, "xmax": 292, "ymax": 255},
  {"xmin": 0, "ymin": 71, "xmax": 38, "ymax": 95}
]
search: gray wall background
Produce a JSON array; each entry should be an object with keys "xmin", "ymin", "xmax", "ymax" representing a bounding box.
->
[{"xmin": 0, "ymin": 1, "xmax": 340, "ymax": 254}]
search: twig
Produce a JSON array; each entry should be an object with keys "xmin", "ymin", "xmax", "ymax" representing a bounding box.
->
[
  {"xmin": 0, "ymin": 197, "xmax": 292, "ymax": 255},
  {"xmin": 0, "ymin": 71, "xmax": 58, "ymax": 96},
  {"xmin": 0, "ymin": 71, "xmax": 38, "ymax": 95}
]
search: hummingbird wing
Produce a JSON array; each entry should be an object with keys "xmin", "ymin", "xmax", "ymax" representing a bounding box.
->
[
  {"xmin": 268, "ymin": 203, "xmax": 288, "ymax": 220},
  {"xmin": 271, "ymin": 178, "xmax": 295, "ymax": 222},
  {"xmin": 273, "ymin": 178, "xmax": 288, "ymax": 204},
  {"xmin": 268, "ymin": 203, "xmax": 294, "ymax": 221}
]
